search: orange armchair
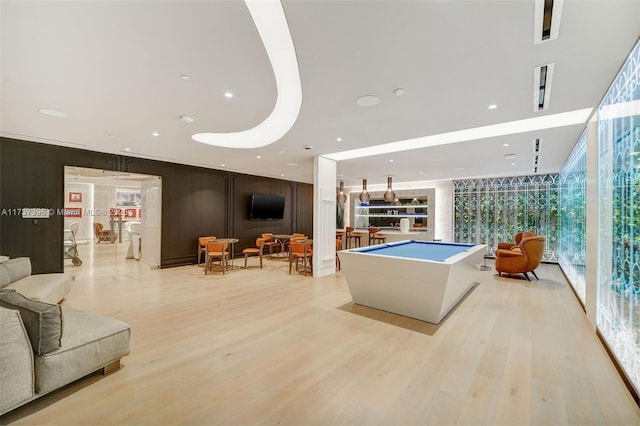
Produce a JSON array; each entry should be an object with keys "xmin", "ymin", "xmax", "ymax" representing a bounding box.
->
[
  {"xmin": 497, "ymin": 231, "xmax": 536, "ymax": 251},
  {"xmin": 495, "ymin": 236, "xmax": 545, "ymax": 281},
  {"xmin": 93, "ymin": 222, "xmax": 117, "ymax": 243}
]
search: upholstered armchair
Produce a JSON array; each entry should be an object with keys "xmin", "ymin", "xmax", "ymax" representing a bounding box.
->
[
  {"xmin": 497, "ymin": 231, "xmax": 536, "ymax": 251},
  {"xmin": 495, "ymin": 235, "xmax": 546, "ymax": 281},
  {"xmin": 93, "ymin": 223, "xmax": 117, "ymax": 243}
]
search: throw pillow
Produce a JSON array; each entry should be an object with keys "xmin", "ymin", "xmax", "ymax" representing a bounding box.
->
[{"xmin": 0, "ymin": 291, "xmax": 63, "ymax": 354}]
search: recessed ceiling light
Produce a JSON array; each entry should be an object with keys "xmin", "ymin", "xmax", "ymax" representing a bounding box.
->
[
  {"xmin": 224, "ymin": 92, "xmax": 233, "ymax": 98},
  {"xmin": 488, "ymin": 104, "xmax": 498, "ymax": 110},
  {"xmin": 393, "ymin": 88, "xmax": 405, "ymax": 96},
  {"xmin": 287, "ymin": 163, "xmax": 297, "ymax": 166},
  {"xmin": 180, "ymin": 115, "xmax": 195, "ymax": 124},
  {"xmin": 152, "ymin": 132, "xmax": 160, "ymax": 137},
  {"xmin": 455, "ymin": 167, "xmax": 465, "ymax": 171},
  {"xmin": 278, "ymin": 151, "xmax": 285, "ymax": 154},
  {"xmin": 256, "ymin": 155, "xmax": 262, "ymax": 159},
  {"xmin": 38, "ymin": 108, "xmax": 67, "ymax": 118},
  {"xmin": 503, "ymin": 143, "xmax": 510, "ymax": 147},
  {"xmin": 504, "ymin": 153, "xmax": 517, "ymax": 159},
  {"xmin": 356, "ymin": 95, "xmax": 380, "ymax": 107},
  {"xmin": 511, "ymin": 162, "xmax": 516, "ymax": 166},
  {"xmin": 419, "ymin": 171, "xmax": 424, "ymax": 174},
  {"xmin": 280, "ymin": 174, "xmax": 285, "ymax": 177},
  {"xmin": 180, "ymin": 75, "xmax": 190, "ymax": 81},
  {"xmin": 336, "ymin": 137, "xmax": 342, "ymax": 142},
  {"xmin": 124, "ymin": 147, "xmax": 131, "ymax": 152},
  {"xmin": 220, "ymin": 163, "xmax": 225, "ymax": 167},
  {"xmin": 388, "ymin": 159, "xmax": 394, "ymax": 162}
]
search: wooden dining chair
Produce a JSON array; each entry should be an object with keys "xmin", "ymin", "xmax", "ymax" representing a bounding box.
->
[
  {"xmin": 345, "ymin": 226, "xmax": 361, "ymax": 248},
  {"xmin": 336, "ymin": 239, "xmax": 342, "ymax": 270},
  {"xmin": 242, "ymin": 237, "xmax": 264, "ymax": 269},
  {"xmin": 285, "ymin": 233, "xmax": 307, "ymax": 254},
  {"xmin": 205, "ymin": 241, "xmax": 228, "ymax": 275},
  {"xmin": 368, "ymin": 227, "xmax": 386, "ymax": 245},
  {"xmin": 197, "ymin": 236, "xmax": 216, "ymax": 266},
  {"xmin": 289, "ymin": 241, "xmax": 312, "ymax": 276},
  {"xmin": 261, "ymin": 233, "xmax": 280, "ymax": 256}
]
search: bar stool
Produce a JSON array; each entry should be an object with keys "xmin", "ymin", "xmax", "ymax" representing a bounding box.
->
[
  {"xmin": 368, "ymin": 227, "xmax": 386, "ymax": 245},
  {"xmin": 345, "ymin": 226, "xmax": 361, "ymax": 249}
]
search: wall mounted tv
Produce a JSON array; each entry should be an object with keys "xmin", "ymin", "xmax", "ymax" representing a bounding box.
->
[{"xmin": 249, "ymin": 194, "xmax": 285, "ymax": 220}]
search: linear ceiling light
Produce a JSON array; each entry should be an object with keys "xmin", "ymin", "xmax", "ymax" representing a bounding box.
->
[
  {"xmin": 534, "ymin": 63, "xmax": 554, "ymax": 111},
  {"xmin": 323, "ymin": 108, "xmax": 592, "ymax": 161},
  {"xmin": 534, "ymin": 0, "xmax": 564, "ymax": 44},
  {"xmin": 192, "ymin": 0, "xmax": 302, "ymax": 149}
]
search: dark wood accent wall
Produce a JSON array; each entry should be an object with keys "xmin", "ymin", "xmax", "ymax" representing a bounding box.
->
[
  {"xmin": 0, "ymin": 137, "xmax": 313, "ymax": 273},
  {"xmin": 294, "ymin": 183, "xmax": 313, "ymax": 238}
]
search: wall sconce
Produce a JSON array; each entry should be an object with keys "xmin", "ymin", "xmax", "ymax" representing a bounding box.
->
[
  {"xmin": 337, "ymin": 181, "xmax": 347, "ymax": 203},
  {"xmin": 383, "ymin": 176, "xmax": 396, "ymax": 202},
  {"xmin": 359, "ymin": 179, "xmax": 370, "ymax": 204}
]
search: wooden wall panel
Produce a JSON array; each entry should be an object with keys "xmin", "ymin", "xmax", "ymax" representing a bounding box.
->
[
  {"xmin": 231, "ymin": 174, "xmax": 294, "ymax": 254},
  {"xmin": 295, "ymin": 183, "xmax": 314, "ymax": 238},
  {"xmin": 0, "ymin": 137, "xmax": 313, "ymax": 272}
]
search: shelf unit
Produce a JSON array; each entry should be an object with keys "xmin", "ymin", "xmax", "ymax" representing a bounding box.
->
[
  {"xmin": 348, "ymin": 188, "xmax": 436, "ymax": 241},
  {"xmin": 355, "ymin": 204, "xmax": 428, "ymax": 218}
]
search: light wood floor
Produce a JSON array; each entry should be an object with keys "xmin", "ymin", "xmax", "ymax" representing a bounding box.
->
[{"xmin": 2, "ymin": 250, "xmax": 639, "ymax": 425}]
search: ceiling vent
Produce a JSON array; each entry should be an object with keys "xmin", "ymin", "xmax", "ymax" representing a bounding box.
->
[
  {"xmin": 534, "ymin": 63, "xmax": 554, "ymax": 111},
  {"xmin": 534, "ymin": 0, "xmax": 564, "ymax": 44}
]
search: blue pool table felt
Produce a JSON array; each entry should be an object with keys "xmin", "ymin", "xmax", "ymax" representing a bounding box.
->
[{"xmin": 355, "ymin": 240, "xmax": 476, "ymax": 262}]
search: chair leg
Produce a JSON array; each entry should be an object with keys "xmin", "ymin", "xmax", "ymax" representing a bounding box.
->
[
  {"xmin": 205, "ymin": 256, "xmax": 209, "ymax": 275},
  {"xmin": 523, "ymin": 272, "xmax": 531, "ymax": 281},
  {"xmin": 244, "ymin": 254, "xmax": 248, "ymax": 269},
  {"xmin": 531, "ymin": 270, "xmax": 539, "ymax": 280},
  {"xmin": 259, "ymin": 254, "xmax": 263, "ymax": 269}
]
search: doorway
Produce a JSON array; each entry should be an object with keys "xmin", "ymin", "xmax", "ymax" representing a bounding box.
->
[{"xmin": 63, "ymin": 166, "xmax": 162, "ymax": 279}]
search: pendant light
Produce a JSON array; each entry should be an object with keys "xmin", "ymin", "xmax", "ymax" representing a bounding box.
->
[
  {"xmin": 383, "ymin": 176, "xmax": 396, "ymax": 202},
  {"xmin": 337, "ymin": 181, "xmax": 347, "ymax": 203},
  {"xmin": 359, "ymin": 179, "xmax": 371, "ymax": 203}
]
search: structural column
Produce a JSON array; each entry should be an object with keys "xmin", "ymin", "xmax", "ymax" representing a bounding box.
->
[{"xmin": 313, "ymin": 156, "xmax": 337, "ymax": 277}]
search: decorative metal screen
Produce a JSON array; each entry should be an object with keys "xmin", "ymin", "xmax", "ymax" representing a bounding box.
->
[
  {"xmin": 453, "ymin": 174, "xmax": 559, "ymax": 262},
  {"xmin": 597, "ymin": 40, "xmax": 640, "ymax": 393},
  {"xmin": 558, "ymin": 131, "xmax": 587, "ymax": 303}
]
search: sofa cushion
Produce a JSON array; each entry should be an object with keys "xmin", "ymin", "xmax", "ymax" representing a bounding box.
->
[
  {"xmin": 2, "ymin": 257, "xmax": 31, "ymax": 283},
  {"xmin": 0, "ymin": 265, "xmax": 10, "ymax": 289},
  {"xmin": 0, "ymin": 307, "xmax": 35, "ymax": 415},
  {"xmin": 0, "ymin": 291, "xmax": 63, "ymax": 355},
  {"xmin": 6, "ymin": 273, "xmax": 72, "ymax": 304},
  {"xmin": 35, "ymin": 309, "xmax": 130, "ymax": 394}
]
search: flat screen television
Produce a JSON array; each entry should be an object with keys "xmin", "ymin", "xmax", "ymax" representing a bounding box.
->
[{"xmin": 249, "ymin": 194, "xmax": 285, "ymax": 220}]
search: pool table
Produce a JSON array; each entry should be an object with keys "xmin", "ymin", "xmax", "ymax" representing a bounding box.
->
[{"xmin": 339, "ymin": 240, "xmax": 486, "ymax": 324}]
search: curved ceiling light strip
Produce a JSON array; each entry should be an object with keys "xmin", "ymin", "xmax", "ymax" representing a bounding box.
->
[{"xmin": 192, "ymin": 0, "xmax": 302, "ymax": 149}]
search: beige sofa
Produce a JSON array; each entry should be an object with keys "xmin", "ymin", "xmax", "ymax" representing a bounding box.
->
[
  {"xmin": 0, "ymin": 257, "xmax": 71, "ymax": 304},
  {"xmin": 0, "ymin": 258, "xmax": 131, "ymax": 415}
]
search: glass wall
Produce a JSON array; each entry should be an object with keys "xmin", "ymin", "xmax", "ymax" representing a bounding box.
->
[
  {"xmin": 597, "ymin": 40, "xmax": 640, "ymax": 393},
  {"xmin": 558, "ymin": 131, "xmax": 587, "ymax": 303},
  {"xmin": 453, "ymin": 174, "xmax": 559, "ymax": 262}
]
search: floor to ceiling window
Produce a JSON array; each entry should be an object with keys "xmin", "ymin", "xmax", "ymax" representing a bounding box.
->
[
  {"xmin": 558, "ymin": 131, "xmax": 587, "ymax": 304},
  {"xmin": 597, "ymin": 40, "xmax": 640, "ymax": 393}
]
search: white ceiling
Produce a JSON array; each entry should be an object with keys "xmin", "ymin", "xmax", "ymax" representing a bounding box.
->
[{"xmin": 2, "ymin": 1, "xmax": 639, "ymax": 186}]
